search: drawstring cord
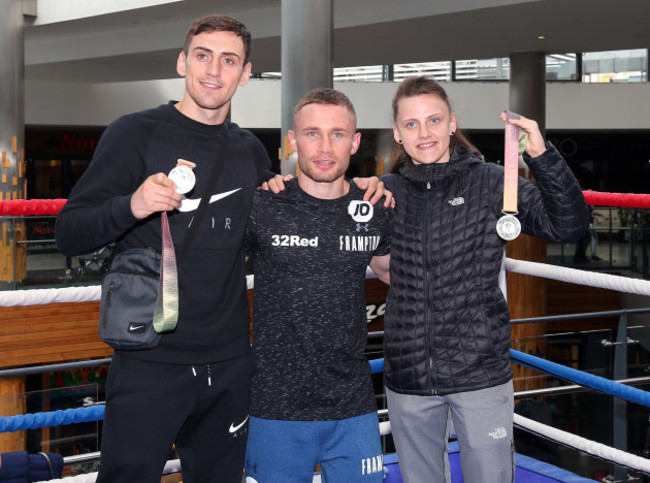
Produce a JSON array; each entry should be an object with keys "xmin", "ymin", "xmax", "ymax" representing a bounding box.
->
[{"xmin": 190, "ymin": 364, "xmax": 211, "ymax": 386}]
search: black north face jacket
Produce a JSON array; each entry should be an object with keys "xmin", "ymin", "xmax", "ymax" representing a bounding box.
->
[{"xmin": 382, "ymin": 143, "xmax": 589, "ymax": 396}]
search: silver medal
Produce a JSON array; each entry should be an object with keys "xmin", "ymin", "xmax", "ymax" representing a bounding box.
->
[
  {"xmin": 496, "ymin": 214, "xmax": 521, "ymax": 241},
  {"xmin": 168, "ymin": 165, "xmax": 196, "ymax": 194}
]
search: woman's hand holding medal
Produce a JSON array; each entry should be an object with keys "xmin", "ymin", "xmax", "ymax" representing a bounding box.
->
[{"xmin": 500, "ymin": 112, "xmax": 546, "ymax": 158}]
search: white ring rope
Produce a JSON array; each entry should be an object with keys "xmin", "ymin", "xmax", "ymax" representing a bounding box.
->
[
  {"xmin": 0, "ymin": 276, "xmax": 254, "ymax": 307},
  {"xmin": 379, "ymin": 420, "xmax": 392, "ymax": 437},
  {"xmin": 505, "ymin": 258, "xmax": 650, "ymax": 296},
  {"xmin": 42, "ymin": 458, "xmax": 181, "ymax": 482},
  {"xmin": 42, "ymin": 418, "xmax": 650, "ymax": 481},
  {"xmin": 0, "ymin": 285, "xmax": 101, "ymax": 307},
  {"xmin": 2, "ymin": 258, "xmax": 648, "ymax": 308},
  {"xmin": 381, "ymin": 415, "xmax": 650, "ymax": 475},
  {"xmin": 48, "ymin": 417, "xmax": 646, "ymax": 480},
  {"xmin": 43, "ymin": 475, "xmax": 95, "ymax": 483},
  {"xmin": 514, "ymin": 414, "xmax": 650, "ymax": 475},
  {"xmin": 378, "ymin": 415, "xmax": 650, "ymax": 475}
]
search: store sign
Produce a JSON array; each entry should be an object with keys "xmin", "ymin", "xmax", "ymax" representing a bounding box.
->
[{"xmin": 60, "ymin": 134, "xmax": 100, "ymax": 151}]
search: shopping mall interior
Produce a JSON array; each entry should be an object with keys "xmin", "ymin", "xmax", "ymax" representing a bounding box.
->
[{"xmin": 1, "ymin": 1, "xmax": 650, "ymax": 481}]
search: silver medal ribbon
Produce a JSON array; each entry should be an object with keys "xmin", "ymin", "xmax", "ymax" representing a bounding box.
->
[
  {"xmin": 498, "ymin": 110, "xmax": 522, "ymax": 241},
  {"xmin": 152, "ymin": 211, "xmax": 179, "ymax": 333}
]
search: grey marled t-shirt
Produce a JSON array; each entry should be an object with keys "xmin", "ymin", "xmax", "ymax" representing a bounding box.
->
[{"xmin": 245, "ymin": 179, "xmax": 392, "ymax": 420}]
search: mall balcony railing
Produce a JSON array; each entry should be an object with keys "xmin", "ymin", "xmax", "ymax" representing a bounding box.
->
[
  {"xmin": 0, "ymin": 214, "xmax": 112, "ymax": 291},
  {"xmin": 547, "ymin": 207, "xmax": 650, "ymax": 280}
]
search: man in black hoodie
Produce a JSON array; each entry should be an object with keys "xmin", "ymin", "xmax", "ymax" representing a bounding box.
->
[{"xmin": 56, "ymin": 14, "xmax": 276, "ymax": 483}]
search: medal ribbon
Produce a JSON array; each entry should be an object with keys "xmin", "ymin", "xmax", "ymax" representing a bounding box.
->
[
  {"xmin": 153, "ymin": 211, "xmax": 179, "ymax": 333},
  {"xmin": 503, "ymin": 110, "xmax": 520, "ymax": 214}
]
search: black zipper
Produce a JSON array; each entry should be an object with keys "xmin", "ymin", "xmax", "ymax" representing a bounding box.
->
[
  {"xmin": 101, "ymin": 281, "xmax": 114, "ymax": 331},
  {"xmin": 424, "ymin": 171, "xmax": 438, "ymax": 395},
  {"xmin": 106, "ymin": 269, "xmax": 158, "ymax": 279}
]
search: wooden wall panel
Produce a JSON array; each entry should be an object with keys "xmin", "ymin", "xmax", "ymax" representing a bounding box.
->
[
  {"xmin": 0, "ymin": 377, "xmax": 26, "ymax": 452},
  {"xmin": 0, "ymin": 301, "xmax": 112, "ymax": 368},
  {"xmin": 507, "ymin": 234, "xmax": 548, "ymax": 392},
  {"xmin": 546, "ymin": 279, "xmax": 621, "ymax": 332}
]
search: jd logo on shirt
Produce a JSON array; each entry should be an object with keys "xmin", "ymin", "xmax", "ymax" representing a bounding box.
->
[{"xmin": 348, "ymin": 201, "xmax": 374, "ymax": 223}]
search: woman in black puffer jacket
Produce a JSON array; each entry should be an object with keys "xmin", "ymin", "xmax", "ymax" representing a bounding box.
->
[{"xmin": 378, "ymin": 76, "xmax": 590, "ymax": 483}]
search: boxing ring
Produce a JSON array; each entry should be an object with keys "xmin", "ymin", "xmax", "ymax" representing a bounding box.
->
[{"xmin": 1, "ymin": 191, "xmax": 650, "ymax": 482}]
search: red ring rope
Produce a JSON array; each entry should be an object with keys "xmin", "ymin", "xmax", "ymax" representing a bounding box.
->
[
  {"xmin": 0, "ymin": 191, "xmax": 647, "ymax": 217},
  {"xmin": 0, "ymin": 199, "xmax": 67, "ymax": 216},
  {"xmin": 582, "ymin": 191, "xmax": 650, "ymax": 209}
]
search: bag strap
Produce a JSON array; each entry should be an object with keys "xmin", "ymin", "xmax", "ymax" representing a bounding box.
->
[{"xmin": 153, "ymin": 124, "xmax": 230, "ymax": 333}]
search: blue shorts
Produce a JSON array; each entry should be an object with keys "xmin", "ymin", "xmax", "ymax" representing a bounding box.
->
[{"xmin": 244, "ymin": 412, "xmax": 384, "ymax": 483}]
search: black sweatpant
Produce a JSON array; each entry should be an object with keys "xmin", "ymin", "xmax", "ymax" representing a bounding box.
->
[{"xmin": 97, "ymin": 351, "xmax": 252, "ymax": 483}]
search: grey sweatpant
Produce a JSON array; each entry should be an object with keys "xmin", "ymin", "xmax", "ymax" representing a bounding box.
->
[{"xmin": 386, "ymin": 380, "xmax": 515, "ymax": 483}]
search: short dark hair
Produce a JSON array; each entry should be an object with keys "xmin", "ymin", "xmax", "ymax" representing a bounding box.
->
[
  {"xmin": 293, "ymin": 88, "xmax": 357, "ymax": 125},
  {"xmin": 184, "ymin": 14, "xmax": 252, "ymax": 64}
]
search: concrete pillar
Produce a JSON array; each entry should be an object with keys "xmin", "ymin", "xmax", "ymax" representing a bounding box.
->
[
  {"xmin": 0, "ymin": 0, "xmax": 30, "ymax": 283},
  {"xmin": 0, "ymin": 0, "xmax": 27, "ymax": 200},
  {"xmin": 0, "ymin": 2, "xmax": 29, "ymax": 451},
  {"xmin": 507, "ymin": 52, "xmax": 548, "ymax": 392},
  {"xmin": 509, "ymin": 52, "xmax": 546, "ymax": 136},
  {"xmin": 280, "ymin": 0, "xmax": 333, "ymax": 175}
]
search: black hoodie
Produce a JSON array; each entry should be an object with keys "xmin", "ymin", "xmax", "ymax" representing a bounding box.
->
[{"xmin": 56, "ymin": 102, "xmax": 273, "ymax": 364}]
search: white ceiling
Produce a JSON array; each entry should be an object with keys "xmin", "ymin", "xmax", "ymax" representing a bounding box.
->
[{"xmin": 24, "ymin": 0, "xmax": 650, "ymax": 84}]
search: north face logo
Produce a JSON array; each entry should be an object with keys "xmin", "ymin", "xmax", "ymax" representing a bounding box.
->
[
  {"xmin": 489, "ymin": 427, "xmax": 507, "ymax": 439},
  {"xmin": 448, "ymin": 197, "xmax": 465, "ymax": 206}
]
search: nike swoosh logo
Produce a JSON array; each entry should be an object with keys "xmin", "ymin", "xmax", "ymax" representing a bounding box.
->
[
  {"xmin": 209, "ymin": 188, "xmax": 242, "ymax": 203},
  {"xmin": 129, "ymin": 325, "xmax": 144, "ymax": 331},
  {"xmin": 229, "ymin": 414, "xmax": 249, "ymax": 433},
  {"xmin": 179, "ymin": 188, "xmax": 242, "ymax": 212}
]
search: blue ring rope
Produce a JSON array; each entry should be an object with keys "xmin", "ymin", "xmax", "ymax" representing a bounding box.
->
[
  {"xmin": 510, "ymin": 349, "xmax": 650, "ymax": 407},
  {"xmin": 0, "ymin": 406, "xmax": 104, "ymax": 433},
  {"xmin": 369, "ymin": 357, "xmax": 384, "ymax": 374},
  {"xmin": 4, "ymin": 349, "xmax": 650, "ymax": 434},
  {"xmin": 370, "ymin": 351, "xmax": 650, "ymax": 407}
]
